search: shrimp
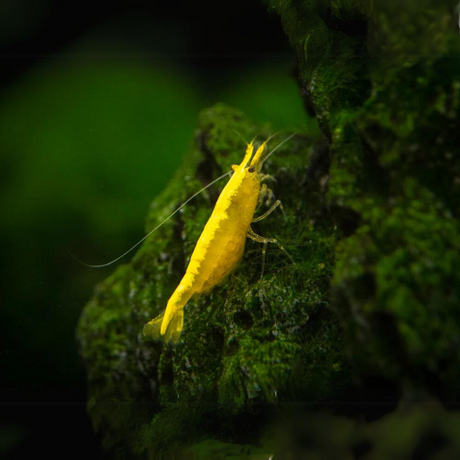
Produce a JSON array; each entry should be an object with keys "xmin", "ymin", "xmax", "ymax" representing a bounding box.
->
[{"xmin": 144, "ymin": 135, "xmax": 295, "ymax": 343}]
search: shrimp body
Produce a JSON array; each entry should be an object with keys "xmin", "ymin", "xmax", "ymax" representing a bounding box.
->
[{"xmin": 144, "ymin": 140, "xmax": 269, "ymax": 343}]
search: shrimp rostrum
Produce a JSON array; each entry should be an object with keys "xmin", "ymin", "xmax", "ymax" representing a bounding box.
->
[{"xmin": 144, "ymin": 136, "xmax": 295, "ymax": 343}]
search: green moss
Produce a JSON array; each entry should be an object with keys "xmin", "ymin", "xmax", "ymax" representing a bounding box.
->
[
  {"xmin": 78, "ymin": 1, "xmax": 460, "ymax": 456},
  {"xmin": 329, "ymin": 20, "xmax": 460, "ymax": 393},
  {"xmin": 270, "ymin": 0, "xmax": 460, "ymax": 399},
  {"xmin": 267, "ymin": 0, "xmax": 371, "ymax": 136},
  {"xmin": 77, "ymin": 103, "xmax": 346, "ymax": 456},
  {"xmin": 333, "ymin": 177, "xmax": 460, "ymax": 387}
]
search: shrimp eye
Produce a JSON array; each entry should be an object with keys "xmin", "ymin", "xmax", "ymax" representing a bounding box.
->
[{"xmin": 248, "ymin": 167, "xmax": 255, "ymax": 173}]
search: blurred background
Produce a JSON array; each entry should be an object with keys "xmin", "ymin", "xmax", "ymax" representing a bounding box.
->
[{"xmin": 0, "ymin": 0, "xmax": 310, "ymax": 458}]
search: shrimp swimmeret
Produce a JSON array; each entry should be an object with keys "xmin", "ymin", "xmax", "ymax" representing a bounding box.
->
[{"xmin": 144, "ymin": 135, "xmax": 296, "ymax": 343}]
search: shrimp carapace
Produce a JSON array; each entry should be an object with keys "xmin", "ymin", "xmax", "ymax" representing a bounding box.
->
[{"xmin": 144, "ymin": 135, "xmax": 295, "ymax": 344}]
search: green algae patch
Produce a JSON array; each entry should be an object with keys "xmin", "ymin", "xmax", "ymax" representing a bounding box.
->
[
  {"xmin": 77, "ymin": 104, "xmax": 346, "ymax": 456},
  {"xmin": 270, "ymin": 0, "xmax": 460, "ymax": 401}
]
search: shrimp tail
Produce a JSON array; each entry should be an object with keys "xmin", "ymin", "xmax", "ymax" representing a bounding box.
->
[
  {"xmin": 162, "ymin": 306, "xmax": 184, "ymax": 343},
  {"xmin": 144, "ymin": 275, "xmax": 193, "ymax": 343},
  {"xmin": 143, "ymin": 308, "xmax": 184, "ymax": 344},
  {"xmin": 143, "ymin": 311, "xmax": 165, "ymax": 339}
]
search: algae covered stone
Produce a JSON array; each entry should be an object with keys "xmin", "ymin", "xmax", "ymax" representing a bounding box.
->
[
  {"xmin": 78, "ymin": 1, "xmax": 460, "ymax": 456},
  {"xmin": 77, "ymin": 104, "xmax": 346, "ymax": 455},
  {"xmin": 269, "ymin": 0, "xmax": 460, "ymax": 400}
]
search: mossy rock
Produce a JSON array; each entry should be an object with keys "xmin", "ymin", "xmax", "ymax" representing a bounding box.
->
[
  {"xmin": 78, "ymin": 1, "xmax": 460, "ymax": 457},
  {"xmin": 77, "ymin": 104, "xmax": 347, "ymax": 456},
  {"xmin": 269, "ymin": 0, "xmax": 460, "ymax": 399}
]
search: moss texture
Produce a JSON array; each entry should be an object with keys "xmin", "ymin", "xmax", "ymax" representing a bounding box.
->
[
  {"xmin": 268, "ymin": 0, "xmax": 460, "ymax": 396},
  {"xmin": 78, "ymin": 0, "xmax": 460, "ymax": 457},
  {"xmin": 78, "ymin": 104, "xmax": 346, "ymax": 456}
]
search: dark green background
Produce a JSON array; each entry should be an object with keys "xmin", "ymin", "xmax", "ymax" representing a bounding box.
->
[{"xmin": 0, "ymin": 0, "xmax": 310, "ymax": 458}]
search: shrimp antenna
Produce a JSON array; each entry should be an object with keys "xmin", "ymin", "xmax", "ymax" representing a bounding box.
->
[
  {"xmin": 70, "ymin": 170, "xmax": 232, "ymax": 268},
  {"xmin": 262, "ymin": 133, "xmax": 297, "ymax": 165},
  {"xmin": 210, "ymin": 105, "xmax": 249, "ymax": 145},
  {"xmin": 231, "ymin": 127, "xmax": 249, "ymax": 145},
  {"xmin": 266, "ymin": 132, "xmax": 280, "ymax": 144}
]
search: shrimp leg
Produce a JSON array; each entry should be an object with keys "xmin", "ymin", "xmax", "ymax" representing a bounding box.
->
[
  {"xmin": 257, "ymin": 183, "xmax": 275, "ymax": 208},
  {"xmin": 247, "ymin": 226, "xmax": 295, "ymax": 279},
  {"xmin": 252, "ymin": 200, "xmax": 282, "ymax": 223}
]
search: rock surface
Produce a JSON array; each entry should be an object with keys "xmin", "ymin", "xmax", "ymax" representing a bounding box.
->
[
  {"xmin": 78, "ymin": 1, "xmax": 460, "ymax": 457},
  {"xmin": 78, "ymin": 104, "xmax": 345, "ymax": 456}
]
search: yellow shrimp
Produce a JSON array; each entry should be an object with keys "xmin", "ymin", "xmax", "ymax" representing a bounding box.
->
[{"xmin": 144, "ymin": 135, "xmax": 295, "ymax": 343}]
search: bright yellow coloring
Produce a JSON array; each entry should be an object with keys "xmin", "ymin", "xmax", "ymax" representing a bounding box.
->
[{"xmin": 144, "ymin": 137, "xmax": 293, "ymax": 343}]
